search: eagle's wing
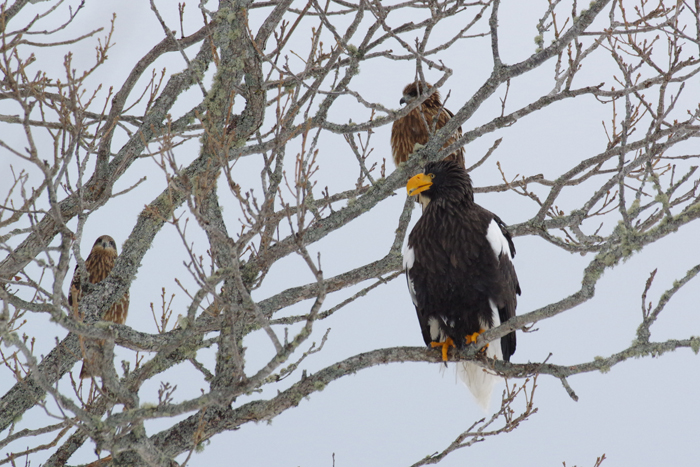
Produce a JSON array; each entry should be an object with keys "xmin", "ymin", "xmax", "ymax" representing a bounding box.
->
[
  {"xmin": 403, "ymin": 242, "xmax": 437, "ymax": 346},
  {"xmin": 402, "ymin": 245, "xmax": 418, "ymax": 307},
  {"xmin": 484, "ymin": 216, "xmax": 519, "ymax": 360}
]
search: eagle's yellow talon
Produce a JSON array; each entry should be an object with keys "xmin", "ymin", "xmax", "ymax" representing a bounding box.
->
[
  {"xmin": 465, "ymin": 329, "xmax": 489, "ymax": 351},
  {"xmin": 465, "ymin": 328, "xmax": 483, "ymax": 344},
  {"xmin": 430, "ymin": 337, "xmax": 455, "ymax": 361}
]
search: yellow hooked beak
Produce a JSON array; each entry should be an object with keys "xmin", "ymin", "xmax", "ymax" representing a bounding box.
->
[{"xmin": 406, "ymin": 173, "xmax": 433, "ymax": 197}]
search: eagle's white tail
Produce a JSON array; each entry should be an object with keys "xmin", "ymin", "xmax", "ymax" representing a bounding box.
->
[
  {"xmin": 457, "ymin": 300, "xmax": 503, "ymax": 411},
  {"xmin": 457, "ymin": 360, "xmax": 500, "ymax": 411}
]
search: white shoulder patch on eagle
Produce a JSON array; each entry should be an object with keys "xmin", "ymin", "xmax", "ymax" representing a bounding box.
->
[
  {"xmin": 402, "ymin": 244, "xmax": 415, "ymax": 270},
  {"xmin": 486, "ymin": 219, "xmax": 512, "ymax": 261},
  {"xmin": 403, "ymin": 245, "xmax": 417, "ymax": 306}
]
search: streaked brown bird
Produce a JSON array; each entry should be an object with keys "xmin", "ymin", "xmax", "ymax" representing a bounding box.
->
[
  {"xmin": 390, "ymin": 82, "xmax": 465, "ymax": 168},
  {"xmin": 69, "ymin": 235, "xmax": 129, "ymax": 379}
]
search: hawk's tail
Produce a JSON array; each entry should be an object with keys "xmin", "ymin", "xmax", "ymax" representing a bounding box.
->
[{"xmin": 79, "ymin": 362, "xmax": 90, "ymax": 379}]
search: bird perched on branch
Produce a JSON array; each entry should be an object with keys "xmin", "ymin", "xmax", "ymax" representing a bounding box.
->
[
  {"xmin": 69, "ymin": 235, "xmax": 129, "ymax": 379},
  {"xmin": 403, "ymin": 160, "xmax": 520, "ymax": 409},
  {"xmin": 390, "ymin": 82, "xmax": 465, "ymax": 167}
]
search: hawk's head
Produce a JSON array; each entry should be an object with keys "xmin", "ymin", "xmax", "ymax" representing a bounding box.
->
[
  {"xmin": 92, "ymin": 235, "xmax": 118, "ymax": 254},
  {"xmin": 400, "ymin": 82, "xmax": 441, "ymax": 106}
]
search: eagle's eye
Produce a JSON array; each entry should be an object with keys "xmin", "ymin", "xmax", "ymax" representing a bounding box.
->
[{"xmin": 428, "ymin": 173, "xmax": 435, "ymax": 179}]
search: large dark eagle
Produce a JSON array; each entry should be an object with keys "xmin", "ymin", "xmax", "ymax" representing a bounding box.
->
[
  {"xmin": 403, "ymin": 160, "xmax": 520, "ymax": 409},
  {"xmin": 390, "ymin": 82, "xmax": 465, "ymax": 167},
  {"xmin": 69, "ymin": 235, "xmax": 130, "ymax": 379}
]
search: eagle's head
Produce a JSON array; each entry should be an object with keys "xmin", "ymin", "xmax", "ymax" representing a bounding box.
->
[
  {"xmin": 406, "ymin": 160, "xmax": 473, "ymax": 209},
  {"xmin": 399, "ymin": 82, "xmax": 441, "ymax": 106},
  {"xmin": 92, "ymin": 235, "xmax": 118, "ymax": 255}
]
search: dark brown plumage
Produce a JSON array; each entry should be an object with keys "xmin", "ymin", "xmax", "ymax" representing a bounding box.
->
[
  {"xmin": 69, "ymin": 235, "xmax": 129, "ymax": 379},
  {"xmin": 391, "ymin": 82, "xmax": 465, "ymax": 167},
  {"xmin": 403, "ymin": 160, "xmax": 519, "ymax": 409}
]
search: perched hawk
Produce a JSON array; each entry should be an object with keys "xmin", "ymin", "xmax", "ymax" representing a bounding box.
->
[
  {"xmin": 403, "ymin": 160, "xmax": 520, "ymax": 409},
  {"xmin": 390, "ymin": 82, "xmax": 465, "ymax": 167},
  {"xmin": 69, "ymin": 235, "xmax": 129, "ymax": 379}
]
